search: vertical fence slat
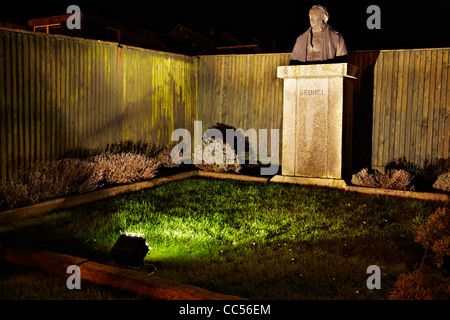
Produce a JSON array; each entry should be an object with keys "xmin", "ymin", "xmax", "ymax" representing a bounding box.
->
[{"xmin": 0, "ymin": 31, "xmax": 7, "ymax": 179}]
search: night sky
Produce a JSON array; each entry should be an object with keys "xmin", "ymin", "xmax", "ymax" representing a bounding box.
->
[{"xmin": 2, "ymin": 0, "xmax": 449, "ymax": 52}]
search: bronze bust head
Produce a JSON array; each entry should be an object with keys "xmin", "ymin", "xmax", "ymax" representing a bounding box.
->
[{"xmin": 290, "ymin": 5, "xmax": 348, "ymax": 65}]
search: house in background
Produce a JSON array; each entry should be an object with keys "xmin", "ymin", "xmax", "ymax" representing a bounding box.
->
[
  {"xmin": 166, "ymin": 24, "xmax": 267, "ymax": 55},
  {"xmin": 165, "ymin": 24, "xmax": 216, "ymax": 55},
  {"xmin": 0, "ymin": 20, "xmax": 27, "ymax": 30}
]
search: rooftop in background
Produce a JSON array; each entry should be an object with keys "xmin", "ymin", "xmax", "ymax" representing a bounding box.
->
[
  {"xmin": 166, "ymin": 24, "xmax": 268, "ymax": 55},
  {"xmin": 26, "ymin": 13, "xmax": 169, "ymax": 52},
  {"xmin": 0, "ymin": 20, "xmax": 27, "ymax": 30}
]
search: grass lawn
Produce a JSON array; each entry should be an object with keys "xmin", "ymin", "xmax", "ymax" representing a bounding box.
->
[
  {"xmin": 0, "ymin": 177, "xmax": 440, "ymax": 299},
  {"xmin": 0, "ymin": 261, "xmax": 145, "ymax": 300}
]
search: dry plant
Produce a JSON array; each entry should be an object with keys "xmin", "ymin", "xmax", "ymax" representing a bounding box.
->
[
  {"xmin": 389, "ymin": 206, "xmax": 450, "ymax": 300},
  {"xmin": 389, "ymin": 268, "xmax": 450, "ymax": 300},
  {"xmin": 0, "ymin": 147, "xmax": 162, "ymax": 210},
  {"xmin": 192, "ymin": 138, "xmax": 241, "ymax": 173},
  {"xmin": 351, "ymin": 168, "xmax": 414, "ymax": 190},
  {"xmin": 433, "ymin": 172, "xmax": 450, "ymax": 192},
  {"xmin": 387, "ymin": 157, "xmax": 450, "ymax": 191},
  {"xmin": 0, "ymin": 179, "xmax": 32, "ymax": 210},
  {"xmin": 27, "ymin": 159, "xmax": 103, "ymax": 200},
  {"xmin": 0, "ymin": 158, "xmax": 103, "ymax": 210},
  {"xmin": 92, "ymin": 152, "xmax": 159, "ymax": 184},
  {"xmin": 157, "ymin": 147, "xmax": 181, "ymax": 168},
  {"xmin": 415, "ymin": 206, "xmax": 450, "ymax": 268}
]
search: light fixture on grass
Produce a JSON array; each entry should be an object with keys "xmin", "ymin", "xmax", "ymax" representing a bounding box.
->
[{"xmin": 110, "ymin": 232, "xmax": 151, "ymax": 268}]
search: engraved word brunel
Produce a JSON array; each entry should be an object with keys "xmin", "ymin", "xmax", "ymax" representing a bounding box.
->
[{"xmin": 298, "ymin": 89, "xmax": 327, "ymax": 96}]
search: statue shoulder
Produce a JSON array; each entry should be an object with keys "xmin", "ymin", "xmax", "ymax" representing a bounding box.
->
[
  {"xmin": 297, "ymin": 27, "xmax": 311, "ymax": 41},
  {"xmin": 328, "ymin": 26, "xmax": 344, "ymax": 39}
]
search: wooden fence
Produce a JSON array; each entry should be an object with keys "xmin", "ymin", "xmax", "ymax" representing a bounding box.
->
[
  {"xmin": 198, "ymin": 49, "xmax": 450, "ymax": 171},
  {"xmin": 372, "ymin": 48, "xmax": 450, "ymax": 169},
  {"xmin": 0, "ymin": 28, "xmax": 198, "ymax": 181},
  {"xmin": 197, "ymin": 51, "xmax": 382, "ymax": 169},
  {"xmin": 1, "ymin": 27, "xmax": 449, "ymax": 181},
  {"xmin": 198, "ymin": 53, "xmax": 288, "ymax": 149}
]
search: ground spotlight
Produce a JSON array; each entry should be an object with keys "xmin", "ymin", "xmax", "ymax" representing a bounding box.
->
[{"xmin": 110, "ymin": 233, "xmax": 150, "ymax": 268}]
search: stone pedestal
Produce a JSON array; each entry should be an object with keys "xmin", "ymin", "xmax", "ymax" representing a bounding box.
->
[{"xmin": 271, "ymin": 63, "xmax": 358, "ymax": 188}]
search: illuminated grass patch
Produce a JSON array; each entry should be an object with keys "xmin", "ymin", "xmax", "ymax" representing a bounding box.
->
[{"xmin": 0, "ymin": 177, "xmax": 439, "ymax": 299}]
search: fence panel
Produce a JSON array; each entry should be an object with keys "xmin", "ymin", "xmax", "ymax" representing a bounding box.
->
[
  {"xmin": 371, "ymin": 48, "xmax": 450, "ymax": 169},
  {"xmin": 198, "ymin": 53, "xmax": 289, "ymax": 160},
  {"xmin": 0, "ymin": 28, "xmax": 197, "ymax": 181}
]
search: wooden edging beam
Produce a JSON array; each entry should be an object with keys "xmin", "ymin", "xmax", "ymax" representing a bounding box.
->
[
  {"xmin": 344, "ymin": 185, "xmax": 449, "ymax": 203},
  {"xmin": 0, "ymin": 243, "xmax": 245, "ymax": 300}
]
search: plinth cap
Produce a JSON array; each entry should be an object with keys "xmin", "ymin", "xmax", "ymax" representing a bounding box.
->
[{"xmin": 277, "ymin": 63, "xmax": 358, "ymax": 79}]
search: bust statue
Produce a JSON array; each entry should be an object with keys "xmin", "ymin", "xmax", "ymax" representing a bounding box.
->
[{"xmin": 290, "ymin": 5, "xmax": 348, "ymax": 65}]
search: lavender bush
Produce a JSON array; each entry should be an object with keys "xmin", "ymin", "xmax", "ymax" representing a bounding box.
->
[
  {"xmin": 192, "ymin": 138, "xmax": 241, "ymax": 173},
  {"xmin": 91, "ymin": 152, "xmax": 159, "ymax": 184},
  {"xmin": 351, "ymin": 168, "xmax": 415, "ymax": 190}
]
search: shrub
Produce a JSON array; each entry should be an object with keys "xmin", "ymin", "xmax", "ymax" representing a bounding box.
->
[
  {"xmin": 26, "ymin": 159, "xmax": 103, "ymax": 200},
  {"xmin": 0, "ymin": 179, "xmax": 33, "ymax": 210},
  {"xmin": 351, "ymin": 168, "xmax": 377, "ymax": 188},
  {"xmin": 92, "ymin": 152, "xmax": 159, "ymax": 184},
  {"xmin": 387, "ymin": 157, "xmax": 450, "ymax": 191},
  {"xmin": 386, "ymin": 157, "xmax": 421, "ymax": 176},
  {"xmin": 420, "ymin": 158, "xmax": 450, "ymax": 184},
  {"xmin": 351, "ymin": 168, "xmax": 415, "ymax": 190},
  {"xmin": 0, "ymin": 144, "xmax": 163, "ymax": 210},
  {"xmin": 0, "ymin": 158, "xmax": 103, "ymax": 211},
  {"xmin": 192, "ymin": 138, "xmax": 241, "ymax": 173},
  {"xmin": 208, "ymin": 123, "xmax": 255, "ymax": 163},
  {"xmin": 389, "ymin": 268, "xmax": 450, "ymax": 300},
  {"xmin": 389, "ymin": 206, "xmax": 450, "ymax": 300},
  {"xmin": 415, "ymin": 206, "xmax": 450, "ymax": 268},
  {"xmin": 156, "ymin": 147, "xmax": 182, "ymax": 168},
  {"xmin": 433, "ymin": 172, "xmax": 450, "ymax": 192}
]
